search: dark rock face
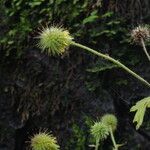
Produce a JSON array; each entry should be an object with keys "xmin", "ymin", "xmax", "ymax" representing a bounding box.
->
[
  {"xmin": 0, "ymin": 49, "xmax": 149, "ymax": 150},
  {"xmin": 0, "ymin": 49, "xmax": 114, "ymax": 149}
]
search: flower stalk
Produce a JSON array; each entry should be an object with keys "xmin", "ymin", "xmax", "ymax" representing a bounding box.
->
[
  {"xmin": 37, "ymin": 26, "xmax": 150, "ymax": 88},
  {"xmin": 140, "ymin": 38, "xmax": 150, "ymax": 61},
  {"xmin": 71, "ymin": 42, "xmax": 150, "ymax": 88},
  {"xmin": 109, "ymin": 127, "xmax": 118, "ymax": 150}
]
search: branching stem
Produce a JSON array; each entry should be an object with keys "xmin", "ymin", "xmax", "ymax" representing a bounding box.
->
[
  {"xmin": 109, "ymin": 127, "xmax": 118, "ymax": 150},
  {"xmin": 72, "ymin": 42, "xmax": 150, "ymax": 88}
]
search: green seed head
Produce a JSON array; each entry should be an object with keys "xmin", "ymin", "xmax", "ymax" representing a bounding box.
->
[
  {"xmin": 38, "ymin": 26, "xmax": 73, "ymax": 56},
  {"xmin": 101, "ymin": 114, "xmax": 118, "ymax": 131},
  {"xmin": 91, "ymin": 122, "xmax": 109, "ymax": 141},
  {"xmin": 31, "ymin": 132, "xmax": 60, "ymax": 150}
]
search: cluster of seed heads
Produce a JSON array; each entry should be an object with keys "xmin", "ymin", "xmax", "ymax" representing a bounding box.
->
[
  {"xmin": 91, "ymin": 114, "xmax": 118, "ymax": 141},
  {"xmin": 131, "ymin": 26, "xmax": 150, "ymax": 44},
  {"xmin": 30, "ymin": 115, "xmax": 117, "ymax": 150}
]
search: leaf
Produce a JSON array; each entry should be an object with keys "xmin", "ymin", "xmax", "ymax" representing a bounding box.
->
[
  {"xmin": 82, "ymin": 10, "xmax": 99, "ymax": 24},
  {"xmin": 101, "ymin": 12, "xmax": 113, "ymax": 18},
  {"xmin": 130, "ymin": 96, "xmax": 150, "ymax": 130},
  {"xmin": 83, "ymin": 15, "xmax": 98, "ymax": 24}
]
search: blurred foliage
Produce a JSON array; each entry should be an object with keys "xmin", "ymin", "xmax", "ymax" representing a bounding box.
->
[
  {"xmin": 1, "ymin": 0, "xmax": 142, "ymax": 70},
  {"xmin": 65, "ymin": 116, "xmax": 94, "ymax": 150},
  {"xmin": 68, "ymin": 124, "xmax": 86, "ymax": 150},
  {"xmin": 1, "ymin": 0, "xmax": 132, "ymax": 59}
]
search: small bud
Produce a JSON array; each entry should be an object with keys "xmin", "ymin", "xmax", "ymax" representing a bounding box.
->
[
  {"xmin": 37, "ymin": 26, "xmax": 73, "ymax": 56},
  {"xmin": 31, "ymin": 132, "xmax": 60, "ymax": 150},
  {"xmin": 131, "ymin": 25, "xmax": 150, "ymax": 44},
  {"xmin": 91, "ymin": 122, "xmax": 109, "ymax": 141},
  {"xmin": 101, "ymin": 114, "xmax": 118, "ymax": 131}
]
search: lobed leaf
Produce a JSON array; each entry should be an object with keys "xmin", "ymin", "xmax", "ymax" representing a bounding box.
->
[{"xmin": 130, "ymin": 96, "xmax": 150, "ymax": 129}]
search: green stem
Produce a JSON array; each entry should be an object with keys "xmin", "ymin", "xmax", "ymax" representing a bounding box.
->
[
  {"xmin": 71, "ymin": 42, "xmax": 150, "ymax": 88},
  {"xmin": 95, "ymin": 139, "xmax": 100, "ymax": 150},
  {"xmin": 109, "ymin": 127, "xmax": 118, "ymax": 150},
  {"xmin": 141, "ymin": 38, "xmax": 150, "ymax": 61}
]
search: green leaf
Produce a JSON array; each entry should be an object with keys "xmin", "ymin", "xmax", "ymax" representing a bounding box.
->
[
  {"xmin": 83, "ymin": 15, "xmax": 98, "ymax": 24},
  {"xmin": 101, "ymin": 12, "xmax": 113, "ymax": 18},
  {"xmin": 82, "ymin": 10, "xmax": 99, "ymax": 24},
  {"xmin": 130, "ymin": 96, "xmax": 150, "ymax": 130}
]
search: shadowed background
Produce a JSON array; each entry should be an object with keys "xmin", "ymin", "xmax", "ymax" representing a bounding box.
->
[{"xmin": 0, "ymin": 0, "xmax": 150, "ymax": 149}]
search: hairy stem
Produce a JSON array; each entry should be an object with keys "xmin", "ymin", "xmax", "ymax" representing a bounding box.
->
[
  {"xmin": 72, "ymin": 42, "xmax": 150, "ymax": 88},
  {"xmin": 109, "ymin": 127, "xmax": 118, "ymax": 150},
  {"xmin": 141, "ymin": 38, "xmax": 150, "ymax": 61}
]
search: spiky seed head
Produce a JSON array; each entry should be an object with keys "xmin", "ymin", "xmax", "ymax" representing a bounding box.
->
[
  {"xmin": 31, "ymin": 132, "xmax": 60, "ymax": 150},
  {"xmin": 101, "ymin": 114, "xmax": 118, "ymax": 131},
  {"xmin": 37, "ymin": 26, "xmax": 73, "ymax": 56},
  {"xmin": 91, "ymin": 122, "xmax": 109, "ymax": 141},
  {"xmin": 131, "ymin": 25, "xmax": 150, "ymax": 44}
]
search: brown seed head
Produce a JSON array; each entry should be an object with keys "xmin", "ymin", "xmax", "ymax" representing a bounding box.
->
[{"xmin": 131, "ymin": 26, "xmax": 150, "ymax": 44}]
